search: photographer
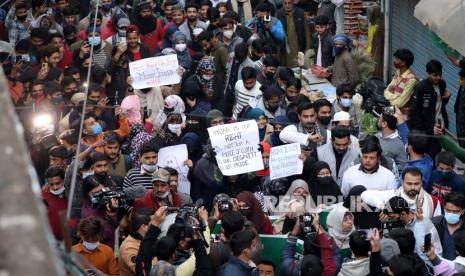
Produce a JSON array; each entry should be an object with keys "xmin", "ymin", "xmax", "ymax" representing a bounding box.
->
[
  {"xmin": 166, "ymin": 206, "xmax": 211, "ymax": 276},
  {"xmin": 281, "ymin": 213, "xmax": 338, "ymax": 276},
  {"xmin": 209, "ymin": 210, "xmax": 245, "ymax": 275},
  {"xmin": 81, "ymin": 174, "xmax": 126, "ymax": 249}
]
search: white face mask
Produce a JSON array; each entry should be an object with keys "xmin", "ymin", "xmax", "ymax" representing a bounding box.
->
[
  {"xmin": 50, "ymin": 186, "xmax": 65, "ymax": 196},
  {"xmin": 83, "ymin": 240, "xmax": 100, "ymax": 251},
  {"xmin": 223, "ymin": 30, "xmax": 234, "ymax": 39},
  {"xmin": 175, "ymin": 43, "xmax": 187, "ymax": 52},
  {"xmin": 203, "ymin": 74, "xmax": 214, "ymax": 80},
  {"xmin": 156, "ymin": 191, "xmax": 170, "ymax": 199},
  {"xmin": 142, "ymin": 164, "xmax": 158, "ymax": 173},
  {"xmin": 168, "ymin": 123, "xmax": 182, "ymax": 134}
]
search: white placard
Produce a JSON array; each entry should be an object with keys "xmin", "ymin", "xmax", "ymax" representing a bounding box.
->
[
  {"xmin": 129, "ymin": 55, "xmax": 180, "ymax": 89},
  {"xmin": 269, "ymin": 143, "xmax": 303, "ymax": 180},
  {"xmin": 208, "ymin": 120, "xmax": 264, "ymax": 176},
  {"xmin": 156, "ymin": 144, "xmax": 191, "ymax": 194}
]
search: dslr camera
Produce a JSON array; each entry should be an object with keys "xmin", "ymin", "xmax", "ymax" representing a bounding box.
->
[
  {"xmin": 299, "ymin": 213, "xmax": 315, "ymax": 236},
  {"xmin": 213, "ymin": 193, "xmax": 232, "ymax": 213},
  {"xmin": 90, "ymin": 187, "xmax": 127, "ymax": 210}
]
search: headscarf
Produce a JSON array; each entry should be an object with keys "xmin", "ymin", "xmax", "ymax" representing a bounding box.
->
[
  {"xmin": 121, "ymin": 123, "xmax": 153, "ymax": 167},
  {"xmin": 257, "ymin": 142, "xmax": 271, "ymax": 177},
  {"xmin": 333, "ymin": 34, "xmax": 352, "ymax": 48},
  {"xmin": 326, "ymin": 205, "xmax": 355, "ymax": 249},
  {"xmin": 246, "ymin": 108, "xmax": 266, "ymax": 140},
  {"xmin": 181, "ymin": 132, "xmax": 203, "ymax": 162},
  {"xmin": 154, "ymin": 95, "xmax": 186, "ymax": 130},
  {"xmin": 237, "ymin": 191, "xmax": 267, "ymax": 234},
  {"xmin": 121, "ymin": 123, "xmax": 146, "ymax": 154},
  {"xmin": 195, "ymin": 57, "xmax": 216, "ymax": 99},
  {"xmin": 284, "ymin": 179, "xmax": 310, "ymax": 198},
  {"xmin": 206, "ymin": 109, "xmax": 223, "ymax": 125},
  {"xmin": 120, "ymin": 95, "xmax": 141, "ymax": 126},
  {"xmin": 161, "ymin": 23, "xmax": 179, "ymax": 49},
  {"xmin": 270, "ymin": 115, "xmax": 290, "ymax": 146},
  {"xmin": 172, "ymin": 31, "xmax": 192, "ymax": 69},
  {"xmin": 308, "ymin": 161, "xmax": 342, "ymax": 205}
]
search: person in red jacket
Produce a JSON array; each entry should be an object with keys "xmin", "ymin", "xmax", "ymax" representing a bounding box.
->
[
  {"xmin": 41, "ymin": 166, "xmax": 68, "ymax": 241},
  {"xmin": 132, "ymin": 168, "xmax": 182, "ymax": 214}
]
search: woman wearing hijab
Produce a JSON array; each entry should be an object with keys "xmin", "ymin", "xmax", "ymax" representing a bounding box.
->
[
  {"xmin": 159, "ymin": 23, "xmax": 179, "ymax": 50},
  {"xmin": 308, "ymin": 161, "xmax": 343, "ymax": 206},
  {"xmin": 154, "ymin": 95, "xmax": 186, "ymax": 130},
  {"xmin": 326, "ymin": 205, "xmax": 355, "ymax": 250},
  {"xmin": 236, "ymin": 191, "xmax": 273, "ymax": 234},
  {"xmin": 184, "ymin": 57, "xmax": 225, "ymax": 112},
  {"xmin": 343, "ymin": 185, "xmax": 381, "ymax": 229},
  {"xmin": 152, "ymin": 112, "xmax": 185, "ymax": 148},
  {"xmin": 329, "ymin": 34, "xmax": 359, "ymax": 87},
  {"xmin": 120, "ymin": 123, "xmax": 152, "ymax": 168},
  {"xmin": 272, "ymin": 198, "xmax": 306, "ymax": 234},
  {"xmin": 276, "ymin": 179, "xmax": 314, "ymax": 212},
  {"xmin": 246, "ymin": 108, "xmax": 274, "ymax": 142},
  {"xmin": 257, "ymin": 141, "xmax": 271, "ymax": 178},
  {"xmin": 172, "ymin": 31, "xmax": 192, "ymax": 70}
]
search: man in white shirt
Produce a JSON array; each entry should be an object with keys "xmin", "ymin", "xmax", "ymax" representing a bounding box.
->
[{"xmin": 341, "ymin": 138, "xmax": 397, "ymax": 196}]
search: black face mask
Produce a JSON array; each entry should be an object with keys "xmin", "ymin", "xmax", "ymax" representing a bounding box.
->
[
  {"xmin": 319, "ymin": 116, "xmax": 331, "ymax": 126},
  {"xmin": 17, "ymin": 14, "xmax": 27, "ymax": 22},
  {"xmin": 65, "ymin": 37, "xmax": 76, "ymax": 45},
  {"xmin": 334, "ymin": 47, "xmax": 345, "ymax": 55},
  {"xmin": 240, "ymin": 208, "xmax": 252, "ymax": 217},
  {"xmin": 318, "ymin": 176, "xmax": 333, "ymax": 185}
]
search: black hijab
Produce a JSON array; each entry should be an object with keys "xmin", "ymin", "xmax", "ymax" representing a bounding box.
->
[{"xmin": 308, "ymin": 161, "xmax": 342, "ymax": 205}]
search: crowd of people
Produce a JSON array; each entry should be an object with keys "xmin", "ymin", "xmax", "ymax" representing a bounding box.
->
[{"xmin": 3, "ymin": 0, "xmax": 465, "ymax": 275}]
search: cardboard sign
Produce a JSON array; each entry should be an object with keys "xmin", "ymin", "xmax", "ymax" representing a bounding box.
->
[
  {"xmin": 269, "ymin": 143, "xmax": 303, "ymax": 180},
  {"xmin": 129, "ymin": 55, "xmax": 180, "ymax": 89},
  {"xmin": 207, "ymin": 120, "xmax": 264, "ymax": 176}
]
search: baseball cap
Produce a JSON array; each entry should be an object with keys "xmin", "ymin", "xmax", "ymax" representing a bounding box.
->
[
  {"xmin": 117, "ymin": 18, "xmax": 130, "ymax": 28},
  {"xmin": 152, "ymin": 168, "xmax": 170, "ymax": 183}
]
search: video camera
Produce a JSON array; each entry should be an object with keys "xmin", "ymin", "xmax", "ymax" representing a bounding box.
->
[
  {"xmin": 90, "ymin": 186, "xmax": 146, "ymax": 210},
  {"xmin": 213, "ymin": 193, "xmax": 232, "ymax": 213},
  {"xmin": 170, "ymin": 199, "xmax": 209, "ymax": 247}
]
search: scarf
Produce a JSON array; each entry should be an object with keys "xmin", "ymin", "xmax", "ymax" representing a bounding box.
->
[
  {"xmin": 120, "ymin": 95, "xmax": 141, "ymax": 126},
  {"xmin": 237, "ymin": 191, "xmax": 267, "ymax": 234},
  {"xmin": 326, "ymin": 205, "xmax": 355, "ymax": 249},
  {"xmin": 246, "ymin": 108, "xmax": 266, "ymax": 141},
  {"xmin": 195, "ymin": 57, "xmax": 216, "ymax": 100},
  {"xmin": 396, "ymin": 188, "xmax": 434, "ymax": 219},
  {"xmin": 172, "ymin": 31, "xmax": 192, "ymax": 69},
  {"xmin": 308, "ymin": 161, "xmax": 343, "ymax": 204}
]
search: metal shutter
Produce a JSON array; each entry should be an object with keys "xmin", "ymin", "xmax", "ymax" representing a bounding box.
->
[{"xmin": 389, "ymin": 0, "xmax": 460, "ymax": 134}]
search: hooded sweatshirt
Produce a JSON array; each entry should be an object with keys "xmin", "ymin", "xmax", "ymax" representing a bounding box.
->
[
  {"xmin": 337, "ymin": 257, "xmax": 370, "ymax": 276},
  {"xmin": 407, "ymin": 154, "xmax": 434, "ymax": 189}
]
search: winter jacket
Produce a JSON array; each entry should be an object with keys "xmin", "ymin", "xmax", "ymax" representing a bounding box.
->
[
  {"xmin": 407, "ymin": 155, "xmax": 434, "ymax": 189},
  {"xmin": 312, "ymin": 32, "xmax": 334, "ymax": 68},
  {"xmin": 427, "ymin": 170, "xmax": 465, "ymax": 204},
  {"xmin": 376, "ymin": 130, "xmax": 408, "ymax": 172},
  {"xmin": 220, "ymin": 255, "xmax": 258, "ymax": 276},
  {"xmin": 277, "ymin": 6, "xmax": 307, "ymax": 52},
  {"xmin": 330, "ymin": 49, "xmax": 359, "ymax": 87},
  {"xmin": 317, "ymin": 142, "xmax": 360, "ymax": 186},
  {"xmin": 411, "ymin": 78, "xmax": 449, "ymax": 134},
  {"xmin": 431, "ymin": 216, "xmax": 465, "ymax": 260},
  {"xmin": 178, "ymin": 20, "xmax": 209, "ymax": 44},
  {"xmin": 208, "ymin": 42, "xmax": 229, "ymax": 81}
]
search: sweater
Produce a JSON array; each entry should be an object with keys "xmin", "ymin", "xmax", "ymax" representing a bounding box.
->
[
  {"xmin": 338, "ymin": 257, "xmax": 370, "ymax": 276},
  {"xmin": 41, "ymin": 191, "xmax": 68, "ymax": 241},
  {"xmin": 427, "ymin": 170, "xmax": 465, "ymax": 204},
  {"xmin": 233, "ymin": 81, "xmax": 262, "ymax": 119},
  {"xmin": 376, "ymin": 130, "xmax": 408, "ymax": 172},
  {"xmin": 341, "ymin": 164, "xmax": 398, "ymax": 197}
]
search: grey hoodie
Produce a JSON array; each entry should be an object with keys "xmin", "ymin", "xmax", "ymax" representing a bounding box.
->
[
  {"xmin": 337, "ymin": 257, "xmax": 370, "ymax": 276},
  {"xmin": 376, "ymin": 130, "xmax": 407, "ymax": 172}
]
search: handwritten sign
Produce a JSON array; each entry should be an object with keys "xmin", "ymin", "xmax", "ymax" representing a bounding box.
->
[
  {"xmin": 129, "ymin": 55, "xmax": 180, "ymax": 89},
  {"xmin": 157, "ymin": 144, "xmax": 190, "ymax": 194},
  {"xmin": 269, "ymin": 143, "xmax": 303, "ymax": 180},
  {"xmin": 208, "ymin": 120, "xmax": 263, "ymax": 176}
]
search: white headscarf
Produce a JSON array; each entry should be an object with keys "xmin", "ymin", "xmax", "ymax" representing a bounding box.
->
[
  {"xmin": 326, "ymin": 205, "xmax": 355, "ymax": 249},
  {"xmin": 154, "ymin": 95, "xmax": 186, "ymax": 130}
]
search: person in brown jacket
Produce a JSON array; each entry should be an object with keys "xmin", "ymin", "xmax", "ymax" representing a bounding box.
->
[
  {"xmin": 329, "ymin": 34, "xmax": 359, "ymax": 88},
  {"xmin": 119, "ymin": 208, "xmax": 153, "ymax": 276}
]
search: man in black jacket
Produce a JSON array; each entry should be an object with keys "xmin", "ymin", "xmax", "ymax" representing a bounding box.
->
[
  {"xmin": 411, "ymin": 59, "xmax": 451, "ymax": 158},
  {"xmin": 277, "ymin": 0, "xmax": 310, "ymax": 67}
]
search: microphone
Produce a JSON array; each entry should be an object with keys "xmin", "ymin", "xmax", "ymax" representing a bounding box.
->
[{"xmin": 120, "ymin": 185, "xmax": 147, "ymax": 200}]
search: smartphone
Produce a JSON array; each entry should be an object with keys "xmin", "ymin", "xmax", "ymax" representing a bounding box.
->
[
  {"xmin": 42, "ymin": 62, "xmax": 49, "ymax": 71},
  {"xmin": 424, "ymin": 233, "xmax": 432, "ymax": 252}
]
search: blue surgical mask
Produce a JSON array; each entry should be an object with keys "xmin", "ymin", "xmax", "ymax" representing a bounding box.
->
[
  {"xmin": 82, "ymin": 240, "xmax": 100, "ymax": 251},
  {"xmin": 51, "ymin": 95, "xmax": 63, "ymax": 105},
  {"xmin": 339, "ymin": 98, "xmax": 352, "ymax": 108},
  {"xmin": 91, "ymin": 123, "xmax": 103, "ymax": 136},
  {"xmin": 88, "ymin": 36, "xmax": 101, "ymax": 46},
  {"xmin": 444, "ymin": 212, "xmax": 461, "ymax": 225}
]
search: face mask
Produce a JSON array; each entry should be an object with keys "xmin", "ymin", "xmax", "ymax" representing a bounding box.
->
[
  {"xmin": 223, "ymin": 30, "xmax": 234, "ymax": 39},
  {"xmin": 240, "ymin": 208, "xmax": 252, "ymax": 217},
  {"xmin": 263, "ymin": 160, "xmax": 269, "ymax": 168},
  {"xmin": 168, "ymin": 123, "xmax": 182, "ymax": 134},
  {"xmin": 82, "ymin": 171, "xmax": 94, "ymax": 179},
  {"xmin": 83, "ymin": 241, "xmax": 100, "ymax": 251},
  {"xmin": 66, "ymin": 37, "xmax": 77, "ymax": 45},
  {"xmin": 175, "ymin": 43, "xmax": 187, "ymax": 52},
  {"xmin": 334, "ymin": 47, "xmax": 344, "ymax": 55},
  {"xmin": 444, "ymin": 212, "xmax": 461, "ymax": 225},
  {"xmin": 118, "ymin": 30, "xmax": 127, "ymax": 37},
  {"xmin": 437, "ymin": 170, "xmax": 452, "ymax": 179},
  {"xmin": 219, "ymin": 12, "xmax": 225, "ymax": 17},
  {"xmin": 266, "ymin": 103, "xmax": 280, "ymax": 112},
  {"xmin": 156, "ymin": 191, "xmax": 170, "ymax": 199},
  {"xmin": 319, "ymin": 116, "xmax": 331, "ymax": 126},
  {"xmin": 102, "ymin": 3, "xmax": 113, "ymax": 11},
  {"xmin": 50, "ymin": 186, "xmax": 65, "ymax": 195},
  {"xmin": 233, "ymin": 24, "xmax": 237, "ymax": 33},
  {"xmin": 143, "ymin": 164, "xmax": 158, "ymax": 173},
  {"xmin": 318, "ymin": 176, "xmax": 333, "ymax": 185},
  {"xmin": 88, "ymin": 36, "xmax": 101, "ymax": 46},
  {"xmin": 339, "ymin": 98, "xmax": 352, "ymax": 108},
  {"xmin": 17, "ymin": 15, "xmax": 27, "ymax": 22},
  {"xmin": 91, "ymin": 123, "xmax": 103, "ymax": 136},
  {"xmin": 51, "ymin": 95, "xmax": 63, "ymax": 105},
  {"xmin": 203, "ymin": 74, "xmax": 214, "ymax": 80}
]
